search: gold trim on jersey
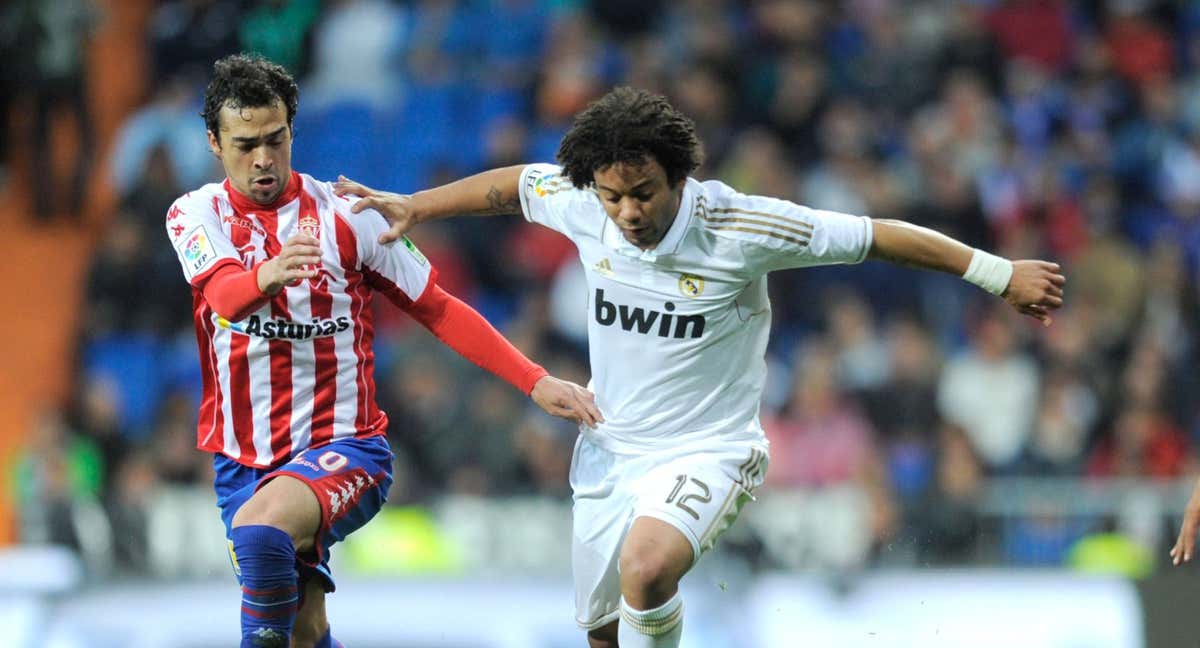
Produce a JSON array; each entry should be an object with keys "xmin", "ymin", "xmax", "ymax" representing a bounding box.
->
[
  {"xmin": 709, "ymin": 206, "xmax": 815, "ymax": 231},
  {"xmin": 695, "ymin": 197, "xmax": 813, "ymax": 247},
  {"xmin": 697, "ymin": 448, "xmax": 767, "ymax": 553},
  {"xmin": 704, "ymin": 213, "xmax": 813, "ymax": 239},
  {"xmin": 704, "ymin": 225, "xmax": 811, "ymax": 247}
]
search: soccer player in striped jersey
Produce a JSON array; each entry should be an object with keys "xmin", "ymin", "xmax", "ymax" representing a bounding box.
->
[
  {"xmin": 166, "ymin": 54, "xmax": 601, "ymax": 648},
  {"xmin": 335, "ymin": 87, "xmax": 1066, "ymax": 648}
]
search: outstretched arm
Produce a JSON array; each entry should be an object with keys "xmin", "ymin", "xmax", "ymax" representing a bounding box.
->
[
  {"xmin": 868, "ymin": 219, "xmax": 1065, "ymax": 325},
  {"xmin": 333, "ymin": 166, "xmax": 526, "ymax": 244},
  {"xmin": 402, "ymin": 282, "xmax": 603, "ymax": 427}
]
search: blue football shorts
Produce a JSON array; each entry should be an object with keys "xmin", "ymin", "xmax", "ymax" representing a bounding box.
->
[{"xmin": 213, "ymin": 434, "xmax": 394, "ymax": 592}]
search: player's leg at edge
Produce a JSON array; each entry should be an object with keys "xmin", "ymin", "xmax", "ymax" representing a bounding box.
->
[
  {"xmin": 588, "ymin": 516, "xmax": 693, "ymax": 648},
  {"xmin": 231, "ymin": 475, "xmax": 336, "ymax": 648},
  {"xmin": 295, "ymin": 578, "xmax": 345, "ymax": 648}
]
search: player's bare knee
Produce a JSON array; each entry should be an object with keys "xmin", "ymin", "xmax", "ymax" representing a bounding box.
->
[
  {"xmin": 231, "ymin": 481, "xmax": 318, "ymax": 550},
  {"xmin": 618, "ymin": 552, "xmax": 679, "ymax": 604},
  {"xmin": 232, "ymin": 496, "xmax": 289, "ymax": 531}
]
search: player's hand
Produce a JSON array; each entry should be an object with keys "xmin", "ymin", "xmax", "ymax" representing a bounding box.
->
[
  {"xmin": 1171, "ymin": 478, "xmax": 1200, "ymax": 565},
  {"xmin": 258, "ymin": 234, "xmax": 321, "ymax": 295},
  {"xmin": 530, "ymin": 376, "xmax": 604, "ymax": 428},
  {"xmin": 333, "ymin": 175, "xmax": 416, "ymax": 245},
  {"xmin": 1002, "ymin": 260, "xmax": 1065, "ymax": 327}
]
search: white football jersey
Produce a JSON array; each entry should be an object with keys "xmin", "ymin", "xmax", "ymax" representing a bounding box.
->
[{"xmin": 519, "ymin": 164, "xmax": 874, "ymax": 453}]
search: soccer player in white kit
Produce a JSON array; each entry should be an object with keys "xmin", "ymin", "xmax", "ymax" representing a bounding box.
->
[{"xmin": 335, "ymin": 87, "xmax": 1066, "ymax": 648}]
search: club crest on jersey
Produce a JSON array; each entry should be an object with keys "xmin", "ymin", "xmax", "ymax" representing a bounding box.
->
[
  {"xmin": 678, "ymin": 273, "xmax": 705, "ymax": 298},
  {"xmin": 298, "ymin": 213, "xmax": 320, "ymax": 238}
]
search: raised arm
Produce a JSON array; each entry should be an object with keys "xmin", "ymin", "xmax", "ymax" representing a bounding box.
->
[
  {"xmin": 333, "ymin": 165, "xmax": 526, "ymax": 244},
  {"xmin": 868, "ymin": 219, "xmax": 1066, "ymax": 325}
]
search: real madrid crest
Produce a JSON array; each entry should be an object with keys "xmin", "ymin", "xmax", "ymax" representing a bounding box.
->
[{"xmin": 678, "ymin": 273, "xmax": 704, "ymax": 298}]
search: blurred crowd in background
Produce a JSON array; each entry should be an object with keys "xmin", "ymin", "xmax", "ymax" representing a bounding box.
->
[{"xmin": 6, "ymin": 0, "xmax": 1200, "ymax": 581}]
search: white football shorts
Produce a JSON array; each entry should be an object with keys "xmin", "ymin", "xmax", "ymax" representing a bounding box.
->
[{"xmin": 569, "ymin": 433, "xmax": 769, "ymax": 629}]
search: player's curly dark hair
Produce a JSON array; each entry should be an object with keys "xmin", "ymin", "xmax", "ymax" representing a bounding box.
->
[
  {"xmin": 557, "ymin": 87, "xmax": 703, "ymax": 189},
  {"xmin": 202, "ymin": 53, "xmax": 298, "ymax": 142}
]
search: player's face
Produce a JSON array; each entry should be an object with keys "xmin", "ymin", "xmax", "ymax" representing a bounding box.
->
[
  {"xmin": 208, "ymin": 100, "xmax": 293, "ymax": 205},
  {"xmin": 593, "ymin": 157, "xmax": 684, "ymax": 250}
]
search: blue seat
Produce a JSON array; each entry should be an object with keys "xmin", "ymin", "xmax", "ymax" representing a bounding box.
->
[{"xmin": 83, "ymin": 334, "xmax": 164, "ymax": 439}]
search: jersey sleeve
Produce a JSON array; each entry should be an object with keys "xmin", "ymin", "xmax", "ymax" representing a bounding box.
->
[
  {"xmin": 165, "ymin": 192, "xmax": 242, "ymax": 286},
  {"xmin": 351, "ymin": 208, "xmax": 436, "ymax": 305},
  {"xmin": 712, "ymin": 186, "xmax": 873, "ymax": 275},
  {"xmin": 518, "ymin": 163, "xmax": 581, "ymax": 236}
]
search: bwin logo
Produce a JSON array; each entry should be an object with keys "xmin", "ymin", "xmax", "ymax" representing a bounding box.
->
[{"xmin": 594, "ymin": 289, "xmax": 705, "ymax": 339}]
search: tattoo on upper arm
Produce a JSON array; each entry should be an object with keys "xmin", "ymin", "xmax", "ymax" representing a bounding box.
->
[{"xmin": 481, "ymin": 186, "xmax": 522, "ymax": 215}]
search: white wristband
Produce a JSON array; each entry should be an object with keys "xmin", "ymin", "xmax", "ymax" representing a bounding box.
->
[{"xmin": 963, "ymin": 249, "xmax": 1013, "ymax": 296}]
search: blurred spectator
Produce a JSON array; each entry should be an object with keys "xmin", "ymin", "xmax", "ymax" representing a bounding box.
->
[
  {"xmin": 238, "ymin": 0, "xmax": 321, "ymax": 75},
  {"xmin": 104, "ymin": 450, "xmax": 159, "ymax": 574},
  {"xmin": 109, "ymin": 75, "xmax": 218, "ymax": 203},
  {"xmin": 825, "ymin": 290, "xmax": 890, "ymax": 394},
  {"xmin": 0, "ymin": 1, "xmax": 40, "ymax": 188},
  {"xmin": 153, "ymin": 392, "xmax": 209, "ymax": 486},
  {"xmin": 1021, "ymin": 365, "xmax": 1098, "ymax": 475},
  {"xmin": 25, "ymin": 0, "xmax": 100, "ymax": 220},
  {"xmin": 303, "ymin": 0, "xmax": 408, "ymax": 110},
  {"xmin": 148, "ymin": 0, "xmax": 241, "ymax": 84},
  {"xmin": 870, "ymin": 316, "xmax": 942, "ymax": 507},
  {"xmin": 760, "ymin": 51, "xmax": 829, "ymax": 165},
  {"xmin": 937, "ymin": 307, "xmax": 1040, "ymax": 473},
  {"xmin": 718, "ymin": 128, "xmax": 800, "ymax": 205},
  {"xmin": 764, "ymin": 340, "xmax": 896, "ymax": 548},
  {"xmin": 668, "ymin": 64, "xmax": 736, "ymax": 170},
  {"xmin": 1070, "ymin": 178, "xmax": 1145, "ymax": 347},
  {"xmin": 986, "ymin": 0, "xmax": 1073, "ymax": 73},
  {"xmin": 908, "ymin": 423, "xmax": 984, "ymax": 566},
  {"xmin": 1103, "ymin": 0, "xmax": 1173, "ymax": 85},
  {"xmin": 1088, "ymin": 405, "xmax": 1189, "ymax": 480},
  {"xmin": 935, "ymin": 2, "xmax": 1004, "ymax": 93},
  {"xmin": 800, "ymin": 96, "xmax": 873, "ymax": 215},
  {"xmin": 511, "ymin": 411, "xmax": 575, "ymax": 498},
  {"xmin": 84, "ymin": 211, "xmax": 187, "ymax": 339},
  {"xmin": 14, "ymin": 407, "xmax": 104, "ymax": 549}
]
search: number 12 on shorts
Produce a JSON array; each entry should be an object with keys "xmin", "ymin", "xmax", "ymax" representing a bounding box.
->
[{"xmin": 665, "ymin": 474, "xmax": 711, "ymax": 520}]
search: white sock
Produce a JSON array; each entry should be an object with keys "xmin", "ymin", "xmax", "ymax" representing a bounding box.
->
[{"xmin": 618, "ymin": 593, "xmax": 684, "ymax": 648}]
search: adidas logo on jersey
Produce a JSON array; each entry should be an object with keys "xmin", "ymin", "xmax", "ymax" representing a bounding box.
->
[{"xmin": 594, "ymin": 289, "xmax": 705, "ymax": 339}]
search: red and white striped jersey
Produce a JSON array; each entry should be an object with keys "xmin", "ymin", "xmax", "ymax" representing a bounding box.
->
[{"xmin": 166, "ymin": 171, "xmax": 434, "ymax": 468}]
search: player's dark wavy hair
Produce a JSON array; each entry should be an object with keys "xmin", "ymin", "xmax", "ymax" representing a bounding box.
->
[
  {"xmin": 202, "ymin": 53, "xmax": 298, "ymax": 142},
  {"xmin": 557, "ymin": 87, "xmax": 703, "ymax": 189}
]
